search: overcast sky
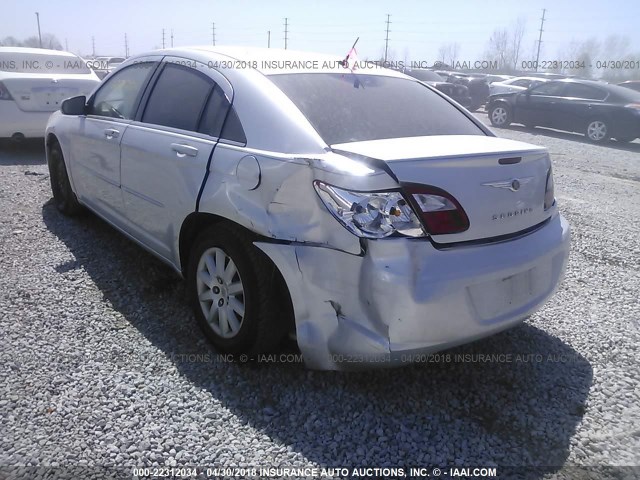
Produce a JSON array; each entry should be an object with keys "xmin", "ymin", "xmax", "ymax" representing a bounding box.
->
[{"xmin": 2, "ymin": 0, "xmax": 638, "ymax": 61}]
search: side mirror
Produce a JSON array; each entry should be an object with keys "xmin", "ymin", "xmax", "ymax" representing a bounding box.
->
[{"xmin": 61, "ymin": 95, "xmax": 87, "ymax": 115}]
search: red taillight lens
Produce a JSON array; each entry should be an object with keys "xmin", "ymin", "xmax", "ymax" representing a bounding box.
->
[
  {"xmin": 402, "ymin": 184, "xmax": 469, "ymax": 235},
  {"xmin": 0, "ymin": 81, "xmax": 13, "ymax": 101}
]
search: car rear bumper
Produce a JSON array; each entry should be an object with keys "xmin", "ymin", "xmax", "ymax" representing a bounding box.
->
[
  {"xmin": 256, "ymin": 213, "xmax": 570, "ymax": 370},
  {"xmin": 0, "ymin": 101, "xmax": 53, "ymax": 138}
]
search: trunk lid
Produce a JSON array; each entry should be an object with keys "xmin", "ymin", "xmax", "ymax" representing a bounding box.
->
[
  {"xmin": 332, "ymin": 135, "xmax": 552, "ymax": 244},
  {"xmin": 3, "ymin": 76, "xmax": 99, "ymax": 112}
]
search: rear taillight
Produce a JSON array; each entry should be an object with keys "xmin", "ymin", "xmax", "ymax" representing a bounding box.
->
[
  {"xmin": 0, "ymin": 82, "xmax": 13, "ymax": 101},
  {"xmin": 544, "ymin": 167, "xmax": 555, "ymax": 210},
  {"xmin": 402, "ymin": 184, "xmax": 469, "ymax": 235}
]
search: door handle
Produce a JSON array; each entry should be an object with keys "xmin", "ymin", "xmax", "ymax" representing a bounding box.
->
[
  {"xmin": 104, "ymin": 128, "xmax": 120, "ymax": 139},
  {"xmin": 171, "ymin": 143, "xmax": 199, "ymax": 157}
]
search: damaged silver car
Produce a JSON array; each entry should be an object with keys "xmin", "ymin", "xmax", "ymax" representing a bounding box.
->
[{"xmin": 45, "ymin": 46, "xmax": 570, "ymax": 370}]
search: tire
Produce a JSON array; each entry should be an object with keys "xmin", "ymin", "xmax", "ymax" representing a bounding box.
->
[
  {"xmin": 47, "ymin": 142, "xmax": 83, "ymax": 216},
  {"xmin": 489, "ymin": 104, "xmax": 511, "ymax": 127},
  {"xmin": 585, "ymin": 119, "xmax": 610, "ymax": 143},
  {"xmin": 187, "ymin": 223, "xmax": 288, "ymax": 355}
]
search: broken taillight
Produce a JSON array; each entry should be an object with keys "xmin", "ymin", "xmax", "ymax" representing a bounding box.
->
[{"xmin": 402, "ymin": 184, "xmax": 470, "ymax": 235}]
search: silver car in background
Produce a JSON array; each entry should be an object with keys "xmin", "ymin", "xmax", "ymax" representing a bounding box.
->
[{"xmin": 45, "ymin": 47, "xmax": 570, "ymax": 370}]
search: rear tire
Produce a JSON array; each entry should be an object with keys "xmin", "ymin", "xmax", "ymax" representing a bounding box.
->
[
  {"xmin": 47, "ymin": 142, "xmax": 83, "ymax": 216},
  {"xmin": 489, "ymin": 104, "xmax": 511, "ymax": 127},
  {"xmin": 585, "ymin": 119, "xmax": 610, "ymax": 143},
  {"xmin": 187, "ymin": 223, "xmax": 288, "ymax": 355}
]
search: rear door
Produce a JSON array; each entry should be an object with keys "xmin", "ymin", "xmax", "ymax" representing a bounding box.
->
[
  {"xmin": 555, "ymin": 83, "xmax": 608, "ymax": 133},
  {"xmin": 119, "ymin": 58, "xmax": 240, "ymax": 261},
  {"xmin": 69, "ymin": 59, "xmax": 159, "ymax": 222}
]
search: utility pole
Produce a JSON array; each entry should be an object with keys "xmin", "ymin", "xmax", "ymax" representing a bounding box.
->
[
  {"xmin": 171, "ymin": 29, "xmax": 174, "ymax": 47},
  {"xmin": 284, "ymin": 18, "xmax": 288, "ymax": 49},
  {"xmin": 212, "ymin": 23, "xmax": 216, "ymax": 46},
  {"xmin": 35, "ymin": 12, "xmax": 42, "ymax": 48},
  {"xmin": 384, "ymin": 14, "xmax": 391, "ymax": 63},
  {"xmin": 124, "ymin": 33, "xmax": 129, "ymax": 57},
  {"xmin": 268, "ymin": 30, "xmax": 271, "ymax": 48},
  {"xmin": 65, "ymin": 38, "xmax": 68, "ymax": 51},
  {"xmin": 535, "ymin": 8, "xmax": 546, "ymax": 72},
  {"xmin": 92, "ymin": 36, "xmax": 96, "ymax": 57},
  {"xmin": 162, "ymin": 28, "xmax": 166, "ymax": 49}
]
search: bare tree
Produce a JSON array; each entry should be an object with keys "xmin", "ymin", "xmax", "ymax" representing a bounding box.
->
[
  {"xmin": 0, "ymin": 36, "xmax": 22, "ymax": 46},
  {"xmin": 508, "ymin": 17, "xmax": 526, "ymax": 71},
  {"xmin": 437, "ymin": 42, "xmax": 460, "ymax": 67},
  {"xmin": 485, "ymin": 29, "xmax": 509, "ymax": 71},
  {"xmin": 22, "ymin": 34, "xmax": 63, "ymax": 50}
]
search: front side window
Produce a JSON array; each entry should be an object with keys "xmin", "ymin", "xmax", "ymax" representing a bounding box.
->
[
  {"xmin": 269, "ymin": 73, "xmax": 484, "ymax": 145},
  {"xmin": 89, "ymin": 62, "xmax": 155, "ymax": 119},
  {"xmin": 142, "ymin": 63, "xmax": 212, "ymax": 132}
]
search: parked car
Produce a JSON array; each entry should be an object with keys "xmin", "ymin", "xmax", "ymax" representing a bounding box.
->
[
  {"xmin": 91, "ymin": 56, "xmax": 126, "ymax": 79},
  {"xmin": 435, "ymin": 70, "xmax": 490, "ymax": 111},
  {"xmin": 0, "ymin": 47, "xmax": 100, "ymax": 140},
  {"xmin": 490, "ymin": 76, "xmax": 549, "ymax": 96},
  {"xmin": 488, "ymin": 78, "xmax": 640, "ymax": 143},
  {"xmin": 618, "ymin": 80, "xmax": 640, "ymax": 92},
  {"xmin": 484, "ymin": 74, "xmax": 514, "ymax": 84},
  {"xmin": 46, "ymin": 46, "xmax": 570, "ymax": 370},
  {"xmin": 403, "ymin": 68, "xmax": 472, "ymax": 108}
]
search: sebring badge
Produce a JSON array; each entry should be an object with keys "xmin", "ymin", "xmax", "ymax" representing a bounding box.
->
[{"xmin": 482, "ymin": 177, "xmax": 533, "ymax": 192}]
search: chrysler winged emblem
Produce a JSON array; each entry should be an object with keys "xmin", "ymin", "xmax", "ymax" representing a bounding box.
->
[{"xmin": 482, "ymin": 177, "xmax": 533, "ymax": 192}]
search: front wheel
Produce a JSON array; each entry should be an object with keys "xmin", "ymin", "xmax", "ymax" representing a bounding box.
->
[
  {"xmin": 187, "ymin": 224, "xmax": 288, "ymax": 354},
  {"xmin": 47, "ymin": 142, "xmax": 83, "ymax": 216},
  {"xmin": 585, "ymin": 119, "xmax": 610, "ymax": 143},
  {"xmin": 489, "ymin": 104, "xmax": 512, "ymax": 127}
]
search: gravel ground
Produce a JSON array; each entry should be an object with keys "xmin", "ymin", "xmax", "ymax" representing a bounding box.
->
[{"xmin": 0, "ymin": 123, "xmax": 639, "ymax": 480}]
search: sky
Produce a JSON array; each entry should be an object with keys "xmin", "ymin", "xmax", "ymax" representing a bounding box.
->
[{"xmin": 1, "ymin": 0, "xmax": 639, "ymax": 63}]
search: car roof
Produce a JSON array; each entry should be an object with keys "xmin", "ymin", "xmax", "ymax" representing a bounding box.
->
[
  {"xmin": 146, "ymin": 46, "xmax": 407, "ymax": 77},
  {"xmin": 0, "ymin": 46, "xmax": 77, "ymax": 57}
]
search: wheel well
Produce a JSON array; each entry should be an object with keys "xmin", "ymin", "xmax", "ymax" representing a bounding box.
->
[{"xmin": 178, "ymin": 213, "xmax": 296, "ymax": 337}]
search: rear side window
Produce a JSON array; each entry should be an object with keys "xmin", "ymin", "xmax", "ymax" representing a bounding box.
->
[
  {"xmin": 269, "ymin": 73, "xmax": 484, "ymax": 145},
  {"xmin": 564, "ymin": 84, "xmax": 607, "ymax": 100},
  {"xmin": 198, "ymin": 85, "xmax": 246, "ymax": 143},
  {"xmin": 142, "ymin": 64, "xmax": 212, "ymax": 131},
  {"xmin": 89, "ymin": 62, "xmax": 155, "ymax": 119}
]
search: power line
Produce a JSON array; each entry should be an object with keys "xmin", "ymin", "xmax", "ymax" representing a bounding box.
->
[
  {"xmin": 384, "ymin": 14, "xmax": 391, "ymax": 62},
  {"xmin": 535, "ymin": 8, "xmax": 546, "ymax": 72},
  {"xmin": 284, "ymin": 17, "xmax": 289, "ymax": 49}
]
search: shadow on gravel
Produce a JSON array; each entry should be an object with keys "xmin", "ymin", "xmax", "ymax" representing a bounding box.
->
[
  {"xmin": 43, "ymin": 203, "xmax": 593, "ymax": 477},
  {"xmin": 0, "ymin": 139, "xmax": 46, "ymax": 166},
  {"xmin": 490, "ymin": 123, "xmax": 640, "ymax": 153}
]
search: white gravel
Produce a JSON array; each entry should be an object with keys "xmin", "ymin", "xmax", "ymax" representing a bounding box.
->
[{"xmin": 0, "ymin": 127, "xmax": 639, "ymax": 479}]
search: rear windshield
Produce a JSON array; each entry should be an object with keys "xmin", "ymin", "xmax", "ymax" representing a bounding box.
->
[
  {"xmin": 0, "ymin": 53, "xmax": 91, "ymax": 74},
  {"xmin": 269, "ymin": 73, "xmax": 484, "ymax": 145}
]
